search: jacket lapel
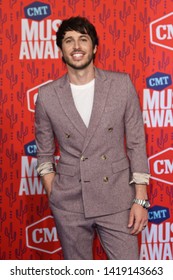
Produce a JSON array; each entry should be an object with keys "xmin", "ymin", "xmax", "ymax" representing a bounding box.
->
[
  {"xmin": 82, "ymin": 68, "xmax": 111, "ymax": 152},
  {"xmin": 53, "ymin": 68, "xmax": 111, "ymax": 148},
  {"xmin": 54, "ymin": 74, "xmax": 87, "ymax": 137}
]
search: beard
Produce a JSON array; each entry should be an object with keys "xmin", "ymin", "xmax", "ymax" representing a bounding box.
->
[{"xmin": 62, "ymin": 52, "xmax": 95, "ymax": 70}]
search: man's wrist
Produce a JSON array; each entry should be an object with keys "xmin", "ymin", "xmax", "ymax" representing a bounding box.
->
[{"xmin": 132, "ymin": 198, "xmax": 150, "ymax": 209}]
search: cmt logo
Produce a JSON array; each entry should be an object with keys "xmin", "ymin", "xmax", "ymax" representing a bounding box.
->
[
  {"xmin": 24, "ymin": 1, "xmax": 51, "ymax": 21},
  {"xmin": 24, "ymin": 140, "xmax": 37, "ymax": 157},
  {"xmin": 146, "ymin": 72, "xmax": 172, "ymax": 91},
  {"xmin": 27, "ymin": 80, "xmax": 52, "ymax": 112},
  {"xmin": 26, "ymin": 216, "xmax": 62, "ymax": 254},
  {"xmin": 148, "ymin": 148, "xmax": 173, "ymax": 185},
  {"xmin": 150, "ymin": 12, "xmax": 173, "ymax": 50},
  {"xmin": 148, "ymin": 205, "xmax": 170, "ymax": 224}
]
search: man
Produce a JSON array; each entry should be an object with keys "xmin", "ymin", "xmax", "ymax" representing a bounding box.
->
[{"xmin": 35, "ymin": 16, "xmax": 150, "ymax": 260}]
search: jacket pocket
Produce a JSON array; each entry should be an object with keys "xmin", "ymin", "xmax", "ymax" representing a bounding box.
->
[
  {"xmin": 56, "ymin": 163, "xmax": 76, "ymax": 176},
  {"xmin": 112, "ymin": 157, "xmax": 129, "ymax": 173}
]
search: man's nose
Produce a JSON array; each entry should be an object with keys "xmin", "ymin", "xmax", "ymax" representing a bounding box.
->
[{"xmin": 73, "ymin": 40, "xmax": 80, "ymax": 49}]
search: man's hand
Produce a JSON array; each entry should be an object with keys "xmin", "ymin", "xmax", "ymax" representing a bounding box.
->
[{"xmin": 128, "ymin": 203, "xmax": 148, "ymax": 235}]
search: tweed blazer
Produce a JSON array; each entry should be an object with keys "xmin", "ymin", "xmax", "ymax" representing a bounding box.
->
[{"xmin": 35, "ymin": 67, "xmax": 149, "ymax": 218}]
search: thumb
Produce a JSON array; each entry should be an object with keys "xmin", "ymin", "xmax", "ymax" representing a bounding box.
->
[{"xmin": 128, "ymin": 211, "xmax": 134, "ymax": 228}]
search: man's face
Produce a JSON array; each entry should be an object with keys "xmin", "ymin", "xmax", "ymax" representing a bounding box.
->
[{"xmin": 61, "ymin": 30, "xmax": 97, "ymax": 70}]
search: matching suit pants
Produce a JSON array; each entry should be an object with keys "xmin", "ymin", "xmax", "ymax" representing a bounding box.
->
[{"xmin": 50, "ymin": 203, "xmax": 139, "ymax": 260}]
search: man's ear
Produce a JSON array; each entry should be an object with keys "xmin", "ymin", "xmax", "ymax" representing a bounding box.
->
[{"xmin": 93, "ymin": 45, "xmax": 97, "ymax": 54}]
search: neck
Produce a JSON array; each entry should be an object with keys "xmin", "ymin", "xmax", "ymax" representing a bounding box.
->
[{"xmin": 67, "ymin": 63, "xmax": 95, "ymax": 85}]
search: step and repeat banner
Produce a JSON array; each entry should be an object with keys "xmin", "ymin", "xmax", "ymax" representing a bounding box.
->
[{"xmin": 1, "ymin": 0, "xmax": 173, "ymax": 260}]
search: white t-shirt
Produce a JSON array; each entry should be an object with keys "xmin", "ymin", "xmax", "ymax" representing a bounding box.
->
[{"xmin": 70, "ymin": 79, "xmax": 95, "ymax": 127}]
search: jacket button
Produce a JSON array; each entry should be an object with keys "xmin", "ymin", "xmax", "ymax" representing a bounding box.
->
[
  {"xmin": 101, "ymin": 155, "xmax": 107, "ymax": 160},
  {"xmin": 108, "ymin": 127, "xmax": 113, "ymax": 132},
  {"xmin": 80, "ymin": 155, "xmax": 85, "ymax": 161},
  {"xmin": 65, "ymin": 133, "xmax": 70, "ymax": 138},
  {"xmin": 103, "ymin": 176, "xmax": 109, "ymax": 182}
]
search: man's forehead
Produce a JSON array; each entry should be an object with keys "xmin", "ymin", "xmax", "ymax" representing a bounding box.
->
[{"xmin": 63, "ymin": 30, "xmax": 89, "ymax": 38}]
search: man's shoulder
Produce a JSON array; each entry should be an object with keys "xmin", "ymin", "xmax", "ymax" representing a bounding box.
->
[
  {"xmin": 96, "ymin": 67, "xmax": 128, "ymax": 80},
  {"xmin": 38, "ymin": 73, "xmax": 67, "ymax": 97},
  {"xmin": 40, "ymin": 73, "xmax": 66, "ymax": 88}
]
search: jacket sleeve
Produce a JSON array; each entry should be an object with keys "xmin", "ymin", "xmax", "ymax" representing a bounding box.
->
[
  {"xmin": 35, "ymin": 87, "xmax": 55, "ymax": 167},
  {"xmin": 124, "ymin": 74, "xmax": 149, "ymax": 174}
]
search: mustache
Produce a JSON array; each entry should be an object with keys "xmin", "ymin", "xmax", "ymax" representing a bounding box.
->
[{"xmin": 71, "ymin": 49, "xmax": 85, "ymax": 55}]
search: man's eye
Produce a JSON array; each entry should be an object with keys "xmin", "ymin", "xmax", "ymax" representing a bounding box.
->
[
  {"xmin": 65, "ymin": 39, "xmax": 72, "ymax": 43},
  {"xmin": 81, "ymin": 38, "xmax": 87, "ymax": 41}
]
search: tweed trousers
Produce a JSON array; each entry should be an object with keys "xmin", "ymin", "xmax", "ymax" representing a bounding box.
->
[{"xmin": 50, "ymin": 202, "xmax": 139, "ymax": 260}]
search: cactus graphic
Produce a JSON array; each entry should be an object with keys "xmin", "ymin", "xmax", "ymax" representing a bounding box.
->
[
  {"xmin": 139, "ymin": 47, "xmax": 150, "ymax": 71},
  {"xmin": 17, "ymin": 122, "xmax": 28, "ymax": 144},
  {"xmin": 6, "ymin": 144, "xmax": 18, "ymax": 168},
  {"xmin": 131, "ymin": 64, "xmax": 140, "ymax": 85},
  {"xmin": 108, "ymin": 59, "xmax": 117, "ymax": 72},
  {"xmin": 6, "ymin": 65, "xmax": 18, "ymax": 89},
  {"xmin": 58, "ymin": 5, "xmax": 66, "ymax": 17},
  {"xmin": 6, "ymin": 24, "xmax": 17, "ymax": 49},
  {"xmin": 16, "ymin": 200, "xmax": 28, "ymax": 224},
  {"xmin": 98, "ymin": 44, "xmax": 110, "ymax": 68},
  {"xmin": 15, "ymin": 239, "xmax": 27, "ymax": 260},
  {"xmin": 6, "ymin": 104, "xmax": 18, "ymax": 128},
  {"xmin": 27, "ymin": 62, "xmax": 39, "ymax": 83},
  {"xmin": 48, "ymin": 64, "xmax": 59, "ymax": 80},
  {"xmin": 99, "ymin": 4, "xmax": 111, "ymax": 28},
  {"xmin": 17, "ymin": 83, "xmax": 25, "ymax": 106},
  {"xmin": 129, "ymin": 25, "xmax": 140, "ymax": 49},
  {"xmin": 0, "ymin": 208, "xmax": 6, "ymax": 231},
  {"xmin": 130, "ymin": 0, "xmax": 138, "ymax": 10},
  {"xmin": 48, "ymin": 0, "xmax": 56, "ymax": 9},
  {"xmin": 5, "ymin": 222, "xmax": 17, "ymax": 246},
  {"xmin": 36, "ymin": 197, "xmax": 49, "ymax": 217},
  {"xmin": 109, "ymin": 20, "xmax": 120, "ymax": 44},
  {"xmin": 0, "ymin": 129, "xmax": 7, "ymax": 153},
  {"xmin": 0, "ymin": 89, "xmax": 7, "ymax": 112},
  {"xmin": 0, "ymin": 8, "xmax": 7, "ymax": 33},
  {"xmin": 0, "ymin": 167, "xmax": 7, "ymax": 192},
  {"xmin": 149, "ymin": 185, "xmax": 158, "ymax": 205},
  {"xmin": 0, "ymin": 49, "xmax": 7, "ymax": 74},
  {"xmin": 157, "ymin": 181, "xmax": 165, "ymax": 191},
  {"xmin": 139, "ymin": 7, "xmax": 151, "ymax": 32},
  {"xmin": 150, "ymin": 0, "xmax": 161, "ymax": 15},
  {"xmin": 68, "ymin": 0, "xmax": 80, "ymax": 13},
  {"xmin": 10, "ymin": 0, "xmax": 17, "ymax": 8},
  {"xmin": 157, "ymin": 129, "xmax": 168, "ymax": 150},
  {"xmin": 91, "ymin": 0, "xmax": 100, "ymax": 11},
  {"xmin": 119, "ymin": 42, "xmax": 130, "ymax": 66},
  {"xmin": 149, "ymin": 41, "xmax": 156, "ymax": 54},
  {"xmin": 119, "ymin": 1, "xmax": 131, "ymax": 26},
  {"xmin": 158, "ymin": 52, "xmax": 170, "ymax": 71},
  {"xmin": 6, "ymin": 183, "xmax": 17, "ymax": 207}
]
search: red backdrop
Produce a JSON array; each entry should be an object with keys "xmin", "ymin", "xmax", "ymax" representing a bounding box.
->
[{"xmin": 1, "ymin": 0, "xmax": 173, "ymax": 260}]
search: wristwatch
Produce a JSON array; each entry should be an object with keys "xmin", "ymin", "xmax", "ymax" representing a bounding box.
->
[{"xmin": 133, "ymin": 198, "xmax": 150, "ymax": 209}]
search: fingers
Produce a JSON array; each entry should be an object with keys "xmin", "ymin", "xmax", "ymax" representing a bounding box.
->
[
  {"xmin": 130, "ymin": 220, "xmax": 148, "ymax": 235},
  {"xmin": 128, "ymin": 205, "xmax": 148, "ymax": 235},
  {"xmin": 127, "ymin": 212, "xmax": 134, "ymax": 229}
]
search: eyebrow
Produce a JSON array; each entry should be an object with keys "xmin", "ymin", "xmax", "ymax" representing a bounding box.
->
[{"xmin": 63, "ymin": 34, "xmax": 89, "ymax": 41}]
